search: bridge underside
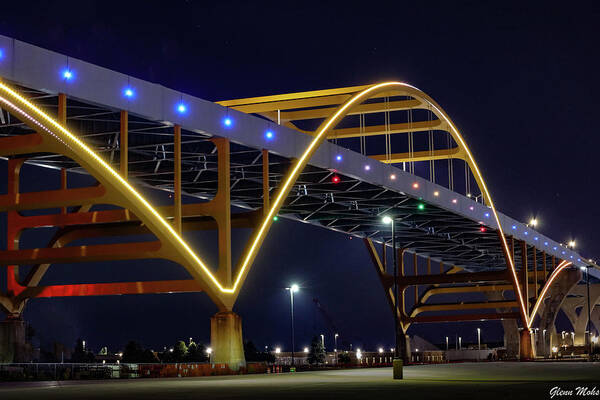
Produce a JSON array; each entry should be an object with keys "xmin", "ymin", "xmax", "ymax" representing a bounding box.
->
[{"xmin": 0, "ymin": 81, "xmax": 584, "ymax": 365}]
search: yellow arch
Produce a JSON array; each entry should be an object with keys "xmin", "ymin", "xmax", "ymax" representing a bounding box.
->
[{"xmin": 0, "ymin": 81, "xmax": 528, "ymax": 321}]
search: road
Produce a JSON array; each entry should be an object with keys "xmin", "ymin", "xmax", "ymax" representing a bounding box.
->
[{"xmin": 1, "ymin": 362, "xmax": 599, "ymax": 399}]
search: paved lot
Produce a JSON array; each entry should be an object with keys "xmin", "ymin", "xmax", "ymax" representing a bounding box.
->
[{"xmin": 1, "ymin": 362, "xmax": 599, "ymax": 400}]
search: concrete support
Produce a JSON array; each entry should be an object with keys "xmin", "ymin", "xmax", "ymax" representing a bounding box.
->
[
  {"xmin": 534, "ymin": 268, "xmax": 582, "ymax": 357},
  {"xmin": 520, "ymin": 328, "xmax": 535, "ymax": 360},
  {"xmin": 561, "ymin": 284, "xmax": 600, "ymax": 347},
  {"xmin": 0, "ymin": 318, "xmax": 26, "ymax": 363},
  {"xmin": 210, "ymin": 311, "xmax": 246, "ymax": 370},
  {"xmin": 486, "ymin": 290, "xmax": 519, "ymax": 359}
]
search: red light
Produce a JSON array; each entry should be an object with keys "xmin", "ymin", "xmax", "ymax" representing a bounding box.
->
[
  {"xmin": 332, "ymin": 175, "xmax": 341, "ymax": 184},
  {"xmin": 480, "ymin": 226, "xmax": 486, "ymax": 232}
]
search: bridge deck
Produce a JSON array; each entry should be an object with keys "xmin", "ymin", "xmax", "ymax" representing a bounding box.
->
[{"xmin": 0, "ymin": 34, "xmax": 589, "ymax": 274}]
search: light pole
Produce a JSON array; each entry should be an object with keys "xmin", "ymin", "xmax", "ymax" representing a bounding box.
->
[
  {"xmin": 477, "ymin": 328, "xmax": 481, "ymax": 351},
  {"xmin": 320, "ymin": 334, "xmax": 325, "ymax": 350},
  {"xmin": 446, "ymin": 336, "xmax": 449, "ymax": 351},
  {"xmin": 585, "ymin": 265, "xmax": 592, "ymax": 356},
  {"xmin": 286, "ymin": 284, "xmax": 299, "ymax": 366},
  {"xmin": 334, "ymin": 333, "xmax": 339, "ymax": 364},
  {"xmin": 383, "ymin": 215, "xmax": 402, "ymax": 379},
  {"xmin": 459, "ymin": 337, "xmax": 462, "ymax": 350}
]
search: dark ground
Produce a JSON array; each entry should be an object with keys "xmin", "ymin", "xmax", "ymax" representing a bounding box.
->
[{"xmin": 0, "ymin": 362, "xmax": 599, "ymax": 400}]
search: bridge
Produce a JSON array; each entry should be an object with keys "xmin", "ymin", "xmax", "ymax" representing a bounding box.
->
[{"xmin": 0, "ymin": 35, "xmax": 597, "ymax": 366}]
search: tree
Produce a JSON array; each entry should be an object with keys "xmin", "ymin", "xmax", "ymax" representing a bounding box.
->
[
  {"xmin": 244, "ymin": 341, "xmax": 275, "ymax": 363},
  {"xmin": 186, "ymin": 342, "xmax": 208, "ymax": 362},
  {"xmin": 307, "ymin": 336, "xmax": 325, "ymax": 365},
  {"xmin": 122, "ymin": 341, "xmax": 144, "ymax": 363},
  {"xmin": 337, "ymin": 353, "xmax": 351, "ymax": 364},
  {"xmin": 173, "ymin": 340, "xmax": 188, "ymax": 362}
]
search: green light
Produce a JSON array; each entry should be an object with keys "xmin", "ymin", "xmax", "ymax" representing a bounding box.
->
[
  {"xmin": 417, "ymin": 203, "xmax": 425, "ymax": 211},
  {"xmin": 273, "ymin": 216, "xmax": 279, "ymax": 221}
]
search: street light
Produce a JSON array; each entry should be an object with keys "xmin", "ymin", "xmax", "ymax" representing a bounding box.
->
[
  {"xmin": 529, "ymin": 218, "xmax": 538, "ymax": 228},
  {"xmin": 334, "ymin": 333, "xmax": 339, "ymax": 352},
  {"xmin": 568, "ymin": 240, "xmax": 576, "ymax": 248},
  {"xmin": 320, "ymin": 334, "xmax": 325, "ymax": 350},
  {"xmin": 446, "ymin": 336, "xmax": 449, "ymax": 351},
  {"xmin": 383, "ymin": 214, "xmax": 403, "ymax": 378},
  {"xmin": 286, "ymin": 283, "xmax": 299, "ymax": 366},
  {"xmin": 477, "ymin": 328, "xmax": 481, "ymax": 351}
]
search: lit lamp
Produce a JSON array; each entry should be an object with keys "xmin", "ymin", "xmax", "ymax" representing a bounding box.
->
[{"xmin": 286, "ymin": 284, "xmax": 299, "ymax": 366}]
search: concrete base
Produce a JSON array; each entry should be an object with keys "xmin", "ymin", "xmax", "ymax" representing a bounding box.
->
[
  {"xmin": 210, "ymin": 311, "xmax": 246, "ymax": 370},
  {"xmin": 392, "ymin": 358, "xmax": 403, "ymax": 379},
  {"xmin": 0, "ymin": 318, "xmax": 26, "ymax": 363},
  {"xmin": 502, "ymin": 319, "xmax": 520, "ymax": 360},
  {"xmin": 520, "ymin": 329, "xmax": 535, "ymax": 361}
]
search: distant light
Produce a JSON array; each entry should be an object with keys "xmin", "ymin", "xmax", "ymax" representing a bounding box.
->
[
  {"xmin": 412, "ymin": 182, "xmax": 419, "ymax": 189},
  {"xmin": 467, "ymin": 193, "xmax": 472, "ymax": 198},
  {"xmin": 62, "ymin": 69, "xmax": 73, "ymax": 80},
  {"xmin": 469, "ymin": 206, "xmax": 474, "ymax": 211},
  {"xmin": 417, "ymin": 203, "xmax": 425, "ymax": 211},
  {"xmin": 480, "ymin": 226, "xmax": 486, "ymax": 233},
  {"xmin": 590, "ymin": 259, "xmax": 594, "ymax": 263},
  {"xmin": 336, "ymin": 154, "xmax": 342, "ymax": 162},
  {"xmin": 524, "ymin": 231, "xmax": 529, "ymax": 235},
  {"xmin": 452, "ymin": 199, "xmax": 457, "ymax": 204},
  {"xmin": 304, "ymin": 347, "xmax": 309, "ymax": 353},
  {"xmin": 484, "ymin": 212, "xmax": 490, "ymax": 218},
  {"xmin": 382, "ymin": 216, "xmax": 393, "ymax": 224},
  {"xmin": 332, "ymin": 175, "xmax": 341, "ymax": 184},
  {"xmin": 415, "ymin": 349, "xmax": 419, "ymax": 352},
  {"xmin": 273, "ymin": 216, "xmax": 279, "ymax": 222},
  {"xmin": 562, "ymin": 251, "xmax": 566, "ymax": 255},
  {"xmin": 512, "ymin": 225, "xmax": 517, "ymax": 230},
  {"xmin": 123, "ymin": 87, "xmax": 135, "ymax": 98},
  {"xmin": 553, "ymin": 246, "xmax": 557, "ymax": 250},
  {"xmin": 529, "ymin": 218, "xmax": 538, "ymax": 227},
  {"xmin": 390, "ymin": 174, "xmax": 396, "ymax": 180},
  {"xmin": 177, "ymin": 103, "xmax": 188, "ymax": 114},
  {"xmin": 534, "ymin": 237, "xmax": 538, "ymax": 241},
  {"xmin": 378, "ymin": 348, "xmax": 383, "ymax": 353},
  {"xmin": 433, "ymin": 191, "xmax": 439, "ymax": 197},
  {"xmin": 364, "ymin": 165, "xmax": 371, "ymax": 171},
  {"xmin": 265, "ymin": 130, "xmax": 274, "ymax": 140},
  {"xmin": 275, "ymin": 347, "xmax": 281, "ymax": 354},
  {"xmin": 568, "ymin": 240, "xmax": 576, "ymax": 248},
  {"xmin": 544, "ymin": 242, "xmax": 548, "ymax": 246},
  {"xmin": 206, "ymin": 347, "xmax": 212, "ymax": 354}
]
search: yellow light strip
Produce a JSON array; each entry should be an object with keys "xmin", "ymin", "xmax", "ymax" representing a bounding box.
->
[
  {"xmin": 0, "ymin": 82, "xmax": 230, "ymax": 293},
  {"xmin": 0, "ymin": 79, "xmax": 544, "ymax": 319},
  {"xmin": 527, "ymin": 260, "xmax": 572, "ymax": 328}
]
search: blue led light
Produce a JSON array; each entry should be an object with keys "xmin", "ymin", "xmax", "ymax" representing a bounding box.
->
[
  {"xmin": 123, "ymin": 87, "xmax": 135, "ymax": 99},
  {"xmin": 534, "ymin": 237, "xmax": 538, "ymax": 240},
  {"xmin": 177, "ymin": 103, "xmax": 187, "ymax": 114},
  {"xmin": 484, "ymin": 212, "xmax": 490, "ymax": 218},
  {"xmin": 265, "ymin": 130, "xmax": 274, "ymax": 140},
  {"xmin": 223, "ymin": 117, "xmax": 232, "ymax": 127},
  {"xmin": 512, "ymin": 225, "xmax": 517, "ymax": 230},
  {"xmin": 0, "ymin": 49, "xmax": 4, "ymax": 60},
  {"xmin": 570, "ymin": 255, "xmax": 573, "ymax": 259},
  {"xmin": 62, "ymin": 69, "xmax": 73, "ymax": 80},
  {"xmin": 562, "ymin": 251, "xmax": 566, "ymax": 255},
  {"xmin": 578, "ymin": 258, "xmax": 581, "ymax": 262},
  {"xmin": 553, "ymin": 246, "xmax": 557, "ymax": 250},
  {"xmin": 544, "ymin": 241, "xmax": 548, "ymax": 246},
  {"xmin": 336, "ymin": 154, "xmax": 342, "ymax": 162},
  {"xmin": 524, "ymin": 231, "xmax": 528, "ymax": 235}
]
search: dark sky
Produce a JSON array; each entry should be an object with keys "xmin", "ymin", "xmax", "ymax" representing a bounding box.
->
[{"xmin": 0, "ymin": 1, "xmax": 598, "ymax": 353}]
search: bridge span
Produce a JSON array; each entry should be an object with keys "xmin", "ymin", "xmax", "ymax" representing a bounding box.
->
[{"xmin": 0, "ymin": 35, "xmax": 597, "ymax": 366}]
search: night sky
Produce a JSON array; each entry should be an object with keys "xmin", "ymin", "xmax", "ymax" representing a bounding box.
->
[{"xmin": 0, "ymin": 1, "xmax": 598, "ymax": 354}]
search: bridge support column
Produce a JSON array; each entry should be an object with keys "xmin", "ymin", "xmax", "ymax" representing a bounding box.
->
[
  {"xmin": 210, "ymin": 311, "xmax": 246, "ymax": 370},
  {"xmin": 534, "ymin": 268, "xmax": 582, "ymax": 357},
  {"xmin": 519, "ymin": 328, "xmax": 535, "ymax": 360},
  {"xmin": 502, "ymin": 319, "xmax": 520, "ymax": 359},
  {"xmin": 0, "ymin": 317, "xmax": 27, "ymax": 363}
]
